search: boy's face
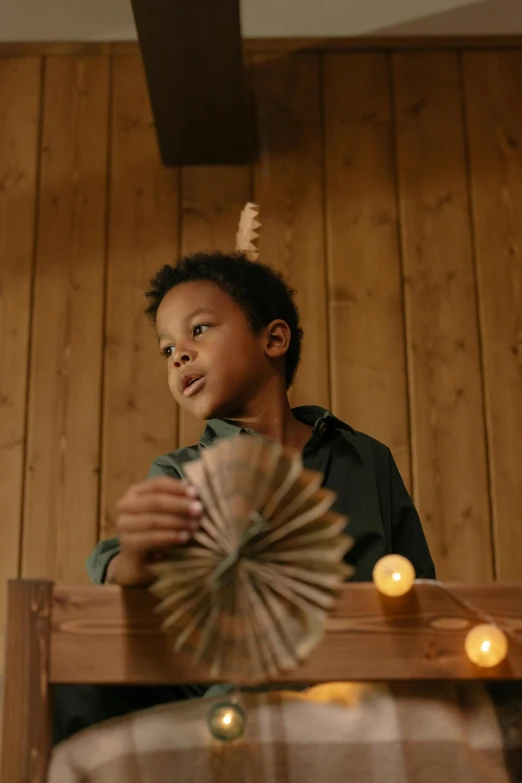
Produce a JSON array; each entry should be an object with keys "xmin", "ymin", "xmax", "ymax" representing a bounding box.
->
[{"xmin": 156, "ymin": 280, "xmax": 274, "ymax": 420}]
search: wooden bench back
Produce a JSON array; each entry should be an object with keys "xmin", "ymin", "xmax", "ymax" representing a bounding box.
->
[{"xmin": 2, "ymin": 579, "xmax": 522, "ymax": 783}]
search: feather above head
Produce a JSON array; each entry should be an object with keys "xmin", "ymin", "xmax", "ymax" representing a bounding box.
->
[{"xmin": 235, "ymin": 202, "xmax": 261, "ymax": 261}]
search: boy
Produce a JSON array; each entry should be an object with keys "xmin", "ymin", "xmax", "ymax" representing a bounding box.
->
[
  {"xmin": 55, "ymin": 251, "xmax": 434, "ymax": 742},
  {"xmin": 88, "ymin": 250, "xmax": 434, "ymax": 588}
]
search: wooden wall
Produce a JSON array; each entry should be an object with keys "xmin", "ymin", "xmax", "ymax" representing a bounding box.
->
[{"xmin": 1, "ymin": 46, "xmax": 521, "ymax": 658}]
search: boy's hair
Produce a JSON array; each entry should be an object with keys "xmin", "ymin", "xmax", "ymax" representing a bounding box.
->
[{"xmin": 145, "ymin": 251, "xmax": 303, "ymax": 389}]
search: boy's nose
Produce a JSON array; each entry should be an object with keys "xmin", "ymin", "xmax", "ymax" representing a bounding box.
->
[{"xmin": 173, "ymin": 347, "xmax": 197, "ymax": 367}]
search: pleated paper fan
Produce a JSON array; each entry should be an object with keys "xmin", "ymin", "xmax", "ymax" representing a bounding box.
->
[
  {"xmin": 149, "ymin": 435, "xmax": 353, "ymax": 683},
  {"xmin": 235, "ymin": 202, "xmax": 260, "ymax": 260}
]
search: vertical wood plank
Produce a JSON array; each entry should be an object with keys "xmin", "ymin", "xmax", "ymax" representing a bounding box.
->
[
  {"xmin": 102, "ymin": 55, "xmax": 179, "ymax": 537},
  {"xmin": 393, "ymin": 51, "xmax": 492, "ymax": 580},
  {"xmin": 323, "ymin": 52, "xmax": 411, "ymax": 487},
  {"xmin": 0, "ymin": 57, "xmax": 41, "ymax": 666},
  {"xmin": 178, "ymin": 165, "xmax": 251, "ymax": 448},
  {"xmin": 0, "ymin": 580, "xmax": 52, "ymax": 783},
  {"xmin": 252, "ymin": 53, "xmax": 329, "ymax": 410},
  {"xmin": 463, "ymin": 51, "xmax": 522, "ymax": 579},
  {"xmin": 22, "ymin": 56, "xmax": 109, "ymax": 583}
]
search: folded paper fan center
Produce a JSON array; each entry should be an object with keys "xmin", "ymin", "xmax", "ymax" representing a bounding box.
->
[{"xmin": 209, "ymin": 511, "xmax": 270, "ymax": 584}]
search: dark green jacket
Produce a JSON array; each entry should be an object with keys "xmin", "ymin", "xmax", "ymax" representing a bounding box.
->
[{"xmin": 87, "ymin": 406, "xmax": 435, "ymax": 583}]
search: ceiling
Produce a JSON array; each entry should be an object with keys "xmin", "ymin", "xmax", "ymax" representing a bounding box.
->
[{"xmin": 0, "ymin": 0, "xmax": 520, "ymax": 40}]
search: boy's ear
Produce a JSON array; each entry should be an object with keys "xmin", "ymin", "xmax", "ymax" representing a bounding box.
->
[{"xmin": 264, "ymin": 319, "xmax": 291, "ymax": 359}]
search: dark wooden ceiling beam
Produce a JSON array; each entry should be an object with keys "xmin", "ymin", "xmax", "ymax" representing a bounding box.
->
[{"xmin": 130, "ymin": 0, "xmax": 251, "ymax": 166}]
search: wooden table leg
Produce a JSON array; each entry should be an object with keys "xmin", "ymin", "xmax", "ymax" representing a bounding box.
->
[{"xmin": 1, "ymin": 580, "xmax": 52, "ymax": 783}]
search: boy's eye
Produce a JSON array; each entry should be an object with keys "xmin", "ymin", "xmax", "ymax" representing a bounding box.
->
[
  {"xmin": 193, "ymin": 324, "xmax": 210, "ymax": 338},
  {"xmin": 160, "ymin": 325, "xmax": 209, "ymax": 358},
  {"xmin": 161, "ymin": 345, "xmax": 174, "ymax": 359}
]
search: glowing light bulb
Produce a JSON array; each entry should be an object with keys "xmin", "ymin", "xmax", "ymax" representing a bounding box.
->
[
  {"xmin": 207, "ymin": 702, "xmax": 246, "ymax": 741},
  {"xmin": 465, "ymin": 624, "xmax": 508, "ymax": 668},
  {"xmin": 373, "ymin": 555, "xmax": 415, "ymax": 597}
]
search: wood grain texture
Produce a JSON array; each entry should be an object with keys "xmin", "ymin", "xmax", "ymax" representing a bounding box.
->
[
  {"xmin": 49, "ymin": 582, "xmax": 522, "ymax": 684},
  {"xmin": 463, "ymin": 51, "xmax": 522, "ymax": 580},
  {"xmin": 178, "ymin": 165, "xmax": 252, "ymax": 448},
  {"xmin": 2, "ymin": 46, "xmax": 522, "ymax": 634},
  {"xmin": 1, "ymin": 580, "xmax": 52, "ymax": 783},
  {"xmin": 324, "ymin": 52, "xmax": 411, "ymax": 487},
  {"xmin": 0, "ymin": 58, "xmax": 41, "ymax": 666},
  {"xmin": 101, "ymin": 55, "xmax": 179, "ymax": 538},
  {"xmin": 252, "ymin": 53, "xmax": 329, "ymax": 410},
  {"xmin": 21, "ymin": 57, "xmax": 109, "ymax": 583},
  {"xmin": 393, "ymin": 51, "xmax": 492, "ymax": 580}
]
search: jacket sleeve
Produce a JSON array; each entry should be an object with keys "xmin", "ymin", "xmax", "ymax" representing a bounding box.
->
[
  {"xmin": 86, "ymin": 537, "xmax": 121, "ymax": 584},
  {"xmin": 388, "ymin": 450, "xmax": 436, "ymax": 579},
  {"xmin": 85, "ymin": 456, "xmax": 180, "ymax": 584}
]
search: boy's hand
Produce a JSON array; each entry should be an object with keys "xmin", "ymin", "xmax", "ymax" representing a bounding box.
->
[{"xmin": 107, "ymin": 476, "xmax": 202, "ymax": 586}]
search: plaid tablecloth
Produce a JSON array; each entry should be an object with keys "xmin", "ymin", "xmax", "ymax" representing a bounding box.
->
[{"xmin": 48, "ymin": 681, "xmax": 522, "ymax": 783}]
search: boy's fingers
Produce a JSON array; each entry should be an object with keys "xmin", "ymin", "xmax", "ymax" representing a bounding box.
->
[
  {"xmin": 131, "ymin": 476, "xmax": 198, "ymax": 497},
  {"xmin": 117, "ymin": 494, "xmax": 203, "ymax": 516},
  {"xmin": 117, "ymin": 513, "xmax": 200, "ymax": 533},
  {"xmin": 121, "ymin": 530, "xmax": 192, "ymax": 550}
]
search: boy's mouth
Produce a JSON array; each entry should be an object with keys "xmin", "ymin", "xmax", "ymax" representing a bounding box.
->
[{"xmin": 181, "ymin": 375, "xmax": 206, "ymax": 397}]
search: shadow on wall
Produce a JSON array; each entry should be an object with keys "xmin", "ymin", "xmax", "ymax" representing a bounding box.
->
[{"xmin": 371, "ymin": 0, "xmax": 522, "ymax": 36}]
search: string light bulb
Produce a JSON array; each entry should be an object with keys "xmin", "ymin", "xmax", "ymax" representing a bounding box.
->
[
  {"xmin": 465, "ymin": 624, "xmax": 508, "ymax": 668},
  {"xmin": 207, "ymin": 701, "xmax": 246, "ymax": 741},
  {"xmin": 373, "ymin": 555, "xmax": 415, "ymax": 597}
]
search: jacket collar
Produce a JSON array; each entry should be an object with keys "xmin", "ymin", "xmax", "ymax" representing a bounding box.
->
[{"xmin": 199, "ymin": 405, "xmax": 359, "ymax": 454}]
